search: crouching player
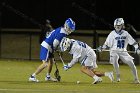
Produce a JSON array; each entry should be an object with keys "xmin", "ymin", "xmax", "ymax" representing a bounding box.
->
[
  {"xmin": 28, "ymin": 18, "xmax": 75, "ymax": 82},
  {"xmin": 59, "ymin": 38, "xmax": 114, "ymax": 84}
]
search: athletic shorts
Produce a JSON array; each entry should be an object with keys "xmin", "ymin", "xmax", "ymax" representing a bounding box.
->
[
  {"xmin": 40, "ymin": 46, "xmax": 54, "ymax": 61},
  {"xmin": 81, "ymin": 50, "xmax": 97, "ymax": 68}
]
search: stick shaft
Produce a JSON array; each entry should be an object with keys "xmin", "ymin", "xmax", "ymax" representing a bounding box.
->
[
  {"xmin": 58, "ymin": 53, "xmax": 66, "ymax": 66},
  {"xmin": 93, "ymin": 49, "xmax": 135, "ymax": 53}
]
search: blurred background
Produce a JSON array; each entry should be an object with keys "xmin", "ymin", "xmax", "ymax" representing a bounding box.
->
[{"xmin": 0, "ymin": 0, "xmax": 140, "ymax": 64}]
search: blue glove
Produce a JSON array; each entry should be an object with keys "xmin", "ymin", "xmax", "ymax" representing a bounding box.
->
[
  {"xmin": 63, "ymin": 65, "xmax": 70, "ymax": 71},
  {"xmin": 96, "ymin": 46, "xmax": 103, "ymax": 52}
]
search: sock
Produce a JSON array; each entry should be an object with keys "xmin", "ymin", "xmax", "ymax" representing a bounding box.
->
[
  {"xmin": 105, "ymin": 72, "xmax": 109, "ymax": 76},
  {"xmin": 32, "ymin": 73, "xmax": 36, "ymax": 76},
  {"xmin": 46, "ymin": 73, "xmax": 50, "ymax": 77},
  {"xmin": 93, "ymin": 75, "xmax": 99, "ymax": 80}
]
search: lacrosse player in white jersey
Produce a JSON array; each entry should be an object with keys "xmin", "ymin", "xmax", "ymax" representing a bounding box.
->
[
  {"xmin": 59, "ymin": 38, "xmax": 114, "ymax": 84},
  {"xmin": 97, "ymin": 18, "xmax": 140, "ymax": 84}
]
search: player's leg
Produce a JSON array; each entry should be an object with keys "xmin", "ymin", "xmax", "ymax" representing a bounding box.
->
[
  {"xmin": 80, "ymin": 66, "xmax": 96, "ymax": 77},
  {"xmin": 90, "ymin": 50, "xmax": 114, "ymax": 82},
  {"xmin": 80, "ymin": 66, "xmax": 102, "ymax": 84},
  {"xmin": 120, "ymin": 53, "xmax": 140, "ymax": 83},
  {"xmin": 93, "ymin": 70, "xmax": 114, "ymax": 82},
  {"xmin": 45, "ymin": 58, "xmax": 57, "ymax": 81},
  {"xmin": 29, "ymin": 46, "xmax": 49, "ymax": 82},
  {"xmin": 110, "ymin": 52, "xmax": 120, "ymax": 82},
  {"xmin": 81, "ymin": 51, "xmax": 102, "ymax": 84},
  {"xmin": 34, "ymin": 60, "xmax": 48, "ymax": 75},
  {"xmin": 29, "ymin": 60, "xmax": 48, "ymax": 82}
]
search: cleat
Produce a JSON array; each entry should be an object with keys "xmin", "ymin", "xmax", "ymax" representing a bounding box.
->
[
  {"xmin": 116, "ymin": 74, "xmax": 120, "ymax": 82},
  {"xmin": 29, "ymin": 75, "xmax": 39, "ymax": 82},
  {"xmin": 117, "ymin": 78, "xmax": 120, "ymax": 82},
  {"xmin": 92, "ymin": 77, "xmax": 102, "ymax": 84},
  {"xmin": 107, "ymin": 72, "xmax": 114, "ymax": 82},
  {"xmin": 134, "ymin": 80, "xmax": 140, "ymax": 84},
  {"xmin": 45, "ymin": 76, "xmax": 58, "ymax": 82}
]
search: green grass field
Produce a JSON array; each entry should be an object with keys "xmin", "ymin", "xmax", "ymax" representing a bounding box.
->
[{"xmin": 0, "ymin": 60, "xmax": 140, "ymax": 93}]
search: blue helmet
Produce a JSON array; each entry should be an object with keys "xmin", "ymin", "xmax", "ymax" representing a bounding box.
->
[{"xmin": 65, "ymin": 18, "xmax": 75, "ymax": 31}]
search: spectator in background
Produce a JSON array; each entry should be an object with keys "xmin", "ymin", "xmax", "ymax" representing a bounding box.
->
[{"xmin": 39, "ymin": 19, "xmax": 53, "ymax": 44}]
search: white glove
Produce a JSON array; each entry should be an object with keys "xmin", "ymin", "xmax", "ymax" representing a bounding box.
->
[
  {"xmin": 63, "ymin": 65, "xmax": 71, "ymax": 71},
  {"xmin": 135, "ymin": 48, "xmax": 140, "ymax": 54},
  {"xmin": 96, "ymin": 46, "xmax": 102, "ymax": 52}
]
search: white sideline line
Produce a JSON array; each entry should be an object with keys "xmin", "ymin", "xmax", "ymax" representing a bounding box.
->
[
  {"xmin": 0, "ymin": 88, "xmax": 79, "ymax": 92},
  {"xmin": 0, "ymin": 89, "xmax": 45, "ymax": 91},
  {"xmin": 0, "ymin": 88, "xmax": 140, "ymax": 92}
]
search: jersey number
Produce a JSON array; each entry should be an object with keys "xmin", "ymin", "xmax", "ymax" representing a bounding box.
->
[
  {"xmin": 46, "ymin": 30, "xmax": 55, "ymax": 38},
  {"xmin": 77, "ymin": 41, "xmax": 86, "ymax": 48},
  {"xmin": 117, "ymin": 40, "xmax": 125, "ymax": 48}
]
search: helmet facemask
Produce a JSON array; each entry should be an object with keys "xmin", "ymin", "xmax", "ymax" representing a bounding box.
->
[
  {"xmin": 114, "ymin": 25, "xmax": 124, "ymax": 32},
  {"xmin": 64, "ymin": 18, "xmax": 75, "ymax": 35},
  {"xmin": 114, "ymin": 18, "xmax": 124, "ymax": 33},
  {"xmin": 60, "ymin": 38, "xmax": 71, "ymax": 52},
  {"xmin": 64, "ymin": 23, "xmax": 74, "ymax": 35}
]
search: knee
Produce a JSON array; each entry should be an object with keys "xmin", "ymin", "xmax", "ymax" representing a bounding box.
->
[
  {"xmin": 80, "ymin": 66, "xmax": 87, "ymax": 72},
  {"xmin": 110, "ymin": 55, "xmax": 119, "ymax": 64},
  {"xmin": 42, "ymin": 61, "xmax": 48, "ymax": 67}
]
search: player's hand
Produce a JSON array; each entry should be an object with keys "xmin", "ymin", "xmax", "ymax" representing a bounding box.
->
[
  {"xmin": 135, "ymin": 48, "xmax": 140, "ymax": 54},
  {"xmin": 96, "ymin": 46, "xmax": 103, "ymax": 52},
  {"xmin": 63, "ymin": 65, "xmax": 70, "ymax": 71}
]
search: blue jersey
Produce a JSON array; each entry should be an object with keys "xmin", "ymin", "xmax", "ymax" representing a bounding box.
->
[{"xmin": 41, "ymin": 27, "xmax": 67, "ymax": 51}]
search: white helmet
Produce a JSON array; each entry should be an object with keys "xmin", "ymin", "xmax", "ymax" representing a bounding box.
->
[
  {"xmin": 114, "ymin": 18, "xmax": 124, "ymax": 32},
  {"xmin": 60, "ymin": 37, "xmax": 71, "ymax": 52}
]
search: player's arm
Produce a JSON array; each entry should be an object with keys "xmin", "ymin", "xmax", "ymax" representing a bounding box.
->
[
  {"xmin": 63, "ymin": 44, "xmax": 82, "ymax": 70},
  {"xmin": 68, "ymin": 45, "xmax": 82, "ymax": 67},
  {"xmin": 53, "ymin": 39, "xmax": 60, "ymax": 50},
  {"xmin": 63, "ymin": 54, "xmax": 80, "ymax": 71},
  {"xmin": 53, "ymin": 34, "xmax": 66, "ymax": 51},
  {"xmin": 67, "ymin": 58, "xmax": 78, "ymax": 67},
  {"xmin": 97, "ymin": 32, "xmax": 112, "ymax": 52},
  {"xmin": 127, "ymin": 32, "xmax": 140, "ymax": 54}
]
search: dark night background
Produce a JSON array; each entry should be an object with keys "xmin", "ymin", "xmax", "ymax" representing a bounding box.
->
[{"xmin": 0, "ymin": 0, "xmax": 140, "ymax": 31}]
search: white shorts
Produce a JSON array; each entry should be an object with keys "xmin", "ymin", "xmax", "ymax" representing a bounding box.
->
[
  {"xmin": 81, "ymin": 50, "xmax": 98, "ymax": 68},
  {"xmin": 109, "ymin": 51, "xmax": 134, "ymax": 64}
]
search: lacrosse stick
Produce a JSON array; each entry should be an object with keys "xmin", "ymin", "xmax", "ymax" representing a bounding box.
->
[
  {"xmin": 54, "ymin": 59, "xmax": 61, "ymax": 81},
  {"xmin": 93, "ymin": 49, "xmax": 135, "ymax": 53},
  {"xmin": 58, "ymin": 52, "xmax": 66, "ymax": 66}
]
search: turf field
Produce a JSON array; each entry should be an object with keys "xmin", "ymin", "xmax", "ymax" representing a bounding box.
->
[{"xmin": 0, "ymin": 60, "xmax": 140, "ymax": 93}]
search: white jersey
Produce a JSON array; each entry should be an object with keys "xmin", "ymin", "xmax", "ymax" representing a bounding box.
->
[
  {"xmin": 103, "ymin": 30, "xmax": 136, "ymax": 51},
  {"xmin": 68, "ymin": 40, "xmax": 97, "ymax": 68}
]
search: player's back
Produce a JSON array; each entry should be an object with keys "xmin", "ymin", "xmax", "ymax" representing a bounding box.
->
[
  {"xmin": 72, "ymin": 40, "xmax": 93, "ymax": 59},
  {"xmin": 44, "ymin": 27, "xmax": 66, "ymax": 46}
]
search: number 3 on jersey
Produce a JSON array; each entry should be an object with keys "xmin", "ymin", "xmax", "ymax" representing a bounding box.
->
[
  {"xmin": 77, "ymin": 41, "xmax": 86, "ymax": 48},
  {"xmin": 117, "ymin": 40, "xmax": 125, "ymax": 48}
]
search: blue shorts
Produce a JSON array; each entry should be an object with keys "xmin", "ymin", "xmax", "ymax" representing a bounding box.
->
[{"xmin": 40, "ymin": 46, "xmax": 54, "ymax": 61}]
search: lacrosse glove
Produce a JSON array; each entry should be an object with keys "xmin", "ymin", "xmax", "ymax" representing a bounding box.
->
[
  {"xmin": 135, "ymin": 48, "xmax": 140, "ymax": 54},
  {"xmin": 96, "ymin": 46, "xmax": 103, "ymax": 52}
]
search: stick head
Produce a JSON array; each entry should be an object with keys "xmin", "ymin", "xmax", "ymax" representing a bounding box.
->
[{"xmin": 54, "ymin": 69, "xmax": 61, "ymax": 81}]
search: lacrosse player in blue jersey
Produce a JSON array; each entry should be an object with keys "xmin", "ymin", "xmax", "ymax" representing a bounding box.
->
[
  {"xmin": 59, "ymin": 38, "xmax": 114, "ymax": 84},
  {"xmin": 29, "ymin": 18, "xmax": 75, "ymax": 82},
  {"xmin": 97, "ymin": 18, "xmax": 140, "ymax": 84}
]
